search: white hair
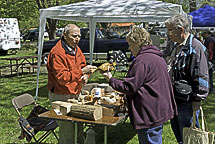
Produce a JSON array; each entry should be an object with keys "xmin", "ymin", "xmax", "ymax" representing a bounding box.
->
[
  {"xmin": 64, "ymin": 24, "xmax": 79, "ymax": 34},
  {"xmin": 165, "ymin": 14, "xmax": 190, "ymax": 33}
]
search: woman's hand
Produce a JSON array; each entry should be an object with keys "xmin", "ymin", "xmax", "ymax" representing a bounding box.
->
[{"xmin": 101, "ymin": 71, "xmax": 112, "ymax": 81}]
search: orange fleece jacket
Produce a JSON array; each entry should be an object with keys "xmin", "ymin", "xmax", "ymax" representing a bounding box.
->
[{"xmin": 47, "ymin": 40, "xmax": 87, "ymax": 95}]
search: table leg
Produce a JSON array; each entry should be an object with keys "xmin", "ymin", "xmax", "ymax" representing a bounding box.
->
[
  {"xmin": 75, "ymin": 122, "xmax": 78, "ymax": 144},
  {"xmin": 32, "ymin": 57, "xmax": 34, "ymax": 73},
  {"xmin": 16, "ymin": 60, "xmax": 19, "ymax": 75},
  {"xmin": 10, "ymin": 60, "xmax": 12, "ymax": 75},
  {"xmin": 104, "ymin": 126, "xmax": 107, "ymax": 144}
]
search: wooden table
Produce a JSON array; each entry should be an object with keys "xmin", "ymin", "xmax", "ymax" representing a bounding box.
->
[
  {"xmin": 0, "ymin": 56, "xmax": 37, "ymax": 75},
  {"xmin": 39, "ymin": 110, "xmax": 127, "ymax": 144}
]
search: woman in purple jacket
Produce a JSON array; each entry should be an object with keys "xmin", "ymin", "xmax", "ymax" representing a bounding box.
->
[{"xmin": 101, "ymin": 27, "xmax": 177, "ymax": 144}]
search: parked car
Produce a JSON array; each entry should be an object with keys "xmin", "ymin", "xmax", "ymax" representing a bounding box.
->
[
  {"xmin": 37, "ymin": 28, "xmax": 130, "ymax": 64},
  {"xmin": 23, "ymin": 28, "xmax": 48, "ymax": 41},
  {"xmin": 23, "ymin": 29, "xmax": 39, "ymax": 41},
  {"xmin": 107, "ymin": 31, "xmax": 120, "ymax": 39},
  {"xmin": 120, "ymin": 31, "xmax": 129, "ymax": 39},
  {"xmin": 56, "ymin": 28, "xmax": 64, "ymax": 37}
]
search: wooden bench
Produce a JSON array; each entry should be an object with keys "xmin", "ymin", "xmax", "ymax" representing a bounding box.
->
[
  {"xmin": 0, "ymin": 63, "xmax": 38, "ymax": 77},
  {"xmin": 0, "ymin": 64, "xmax": 17, "ymax": 77},
  {"xmin": 21, "ymin": 63, "xmax": 38, "ymax": 73}
]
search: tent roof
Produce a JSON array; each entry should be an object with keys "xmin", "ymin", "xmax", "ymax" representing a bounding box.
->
[
  {"xmin": 40, "ymin": 0, "xmax": 185, "ymax": 22},
  {"xmin": 189, "ymin": 5, "xmax": 215, "ymax": 28}
]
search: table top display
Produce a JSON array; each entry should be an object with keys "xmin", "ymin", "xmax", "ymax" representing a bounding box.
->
[{"xmin": 51, "ymin": 87, "xmax": 126, "ymax": 121}]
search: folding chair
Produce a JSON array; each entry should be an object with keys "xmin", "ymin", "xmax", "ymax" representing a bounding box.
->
[
  {"xmin": 107, "ymin": 50, "xmax": 129, "ymax": 77},
  {"xmin": 12, "ymin": 93, "xmax": 59, "ymax": 143}
]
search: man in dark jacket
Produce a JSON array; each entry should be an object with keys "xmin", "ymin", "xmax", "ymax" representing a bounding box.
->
[
  {"xmin": 101, "ymin": 27, "xmax": 177, "ymax": 144},
  {"xmin": 165, "ymin": 14, "xmax": 209, "ymax": 144},
  {"xmin": 202, "ymin": 29, "xmax": 215, "ymax": 93}
]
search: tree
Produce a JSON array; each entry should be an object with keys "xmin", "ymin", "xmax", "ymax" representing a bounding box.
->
[
  {"xmin": 160, "ymin": 0, "xmax": 215, "ymax": 12},
  {"xmin": 0, "ymin": 0, "xmax": 86, "ymax": 39},
  {"xmin": 158, "ymin": 0, "xmax": 190, "ymax": 13},
  {"xmin": 35, "ymin": 0, "xmax": 87, "ymax": 40},
  {"xmin": 0, "ymin": 0, "xmax": 39, "ymax": 31},
  {"xmin": 189, "ymin": 0, "xmax": 197, "ymax": 12}
]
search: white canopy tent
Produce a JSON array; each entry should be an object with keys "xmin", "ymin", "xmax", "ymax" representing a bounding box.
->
[{"xmin": 36, "ymin": 0, "xmax": 186, "ymax": 97}]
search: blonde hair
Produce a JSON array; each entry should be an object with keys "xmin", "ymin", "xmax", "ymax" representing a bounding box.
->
[{"xmin": 126, "ymin": 26, "xmax": 152, "ymax": 48}]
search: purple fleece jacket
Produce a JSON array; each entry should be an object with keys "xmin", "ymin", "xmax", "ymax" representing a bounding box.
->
[{"xmin": 109, "ymin": 45, "xmax": 177, "ymax": 129}]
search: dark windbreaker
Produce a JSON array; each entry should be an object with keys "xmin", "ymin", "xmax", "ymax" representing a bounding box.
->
[
  {"xmin": 171, "ymin": 34, "xmax": 209, "ymax": 102},
  {"xmin": 109, "ymin": 45, "xmax": 177, "ymax": 129}
]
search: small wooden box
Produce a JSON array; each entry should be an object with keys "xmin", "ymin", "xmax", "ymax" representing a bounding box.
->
[
  {"xmin": 102, "ymin": 106, "xmax": 115, "ymax": 117},
  {"xmin": 52, "ymin": 101, "xmax": 69, "ymax": 110}
]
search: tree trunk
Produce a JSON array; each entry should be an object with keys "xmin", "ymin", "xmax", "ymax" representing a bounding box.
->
[
  {"xmin": 189, "ymin": 0, "xmax": 196, "ymax": 12},
  {"xmin": 47, "ymin": 18, "xmax": 57, "ymax": 40}
]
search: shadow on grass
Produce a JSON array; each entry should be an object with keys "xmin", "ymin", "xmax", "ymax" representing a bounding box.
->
[
  {"xmin": 15, "ymin": 85, "xmax": 48, "ymax": 99},
  {"xmin": 0, "ymin": 72, "xmax": 35, "ymax": 78},
  {"xmin": 91, "ymin": 118, "xmax": 137, "ymax": 144},
  {"xmin": 202, "ymin": 92, "xmax": 215, "ymax": 131}
]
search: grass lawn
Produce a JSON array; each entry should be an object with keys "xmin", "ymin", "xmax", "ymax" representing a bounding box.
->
[{"xmin": 0, "ymin": 43, "xmax": 214, "ymax": 144}]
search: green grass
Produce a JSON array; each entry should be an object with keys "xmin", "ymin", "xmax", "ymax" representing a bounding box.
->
[{"xmin": 0, "ymin": 44, "xmax": 214, "ymax": 144}]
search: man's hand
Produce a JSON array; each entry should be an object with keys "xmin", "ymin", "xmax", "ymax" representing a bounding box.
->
[
  {"xmin": 80, "ymin": 74, "xmax": 89, "ymax": 86},
  {"xmin": 192, "ymin": 101, "xmax": 201, "ymax": 111},
  {"xmin": 101, "ymin": 71, "xmax": 112, "ymax": 81},
  {"xmin": 82, "ymin": 65, "xmax": 97, "ymax": 74}
]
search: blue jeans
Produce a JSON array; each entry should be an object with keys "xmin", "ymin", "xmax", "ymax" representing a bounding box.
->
[
  {"xmin": 170, "ymin": 101, "xmax": 200, "ymax": 144},
  {"xmin": 137, "ymin": 124, "xmax": 163, "ymax": 144}
]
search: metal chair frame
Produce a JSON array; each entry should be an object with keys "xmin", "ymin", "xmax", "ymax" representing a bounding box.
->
[{"xmin": 12, "ymin": 93, "xmax": 59, "ymax": 144}]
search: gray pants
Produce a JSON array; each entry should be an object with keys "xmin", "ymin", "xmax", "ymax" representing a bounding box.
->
[{"xmin": 49, "ymin": 91, "xmax": 84, "ymax": 144}]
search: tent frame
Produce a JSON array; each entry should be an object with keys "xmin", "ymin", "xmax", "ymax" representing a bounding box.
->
[{"xmin": 36, "ymin": 0, "xmax": 186, "ymax": 98}]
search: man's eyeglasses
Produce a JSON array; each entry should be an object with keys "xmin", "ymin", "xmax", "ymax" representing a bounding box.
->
[
  {"xmin": 69, "ymin": 34, "xmax": 81, "ymax": 38},
  {"xmin": 167, "ymin": 29, "xmax": 177, "ymax": 35}
]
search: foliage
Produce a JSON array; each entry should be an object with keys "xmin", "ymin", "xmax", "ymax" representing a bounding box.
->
[
  {"xmin": 34, "ymin": 0, "xmax": 87, "ymax": 40},
  {"xmin": 57, "ymin": 20, "xmax": 88, "ymax": 29},
  {"xmin": 158, "ymin": 0, "xmax": 190, "ymax": 13},
  {"xmin": 0, "ymin": 0, "xmax": 39, "ymax": 30},
  {"xmin": 0, "ymin": 0, "xmax": 87, "ymax": 39},
  {"xmin": 200, "ymin": 0, "xmax": 215, "ymax": 7},
  {"xmin": 160, "ymin": 0, "xmax": 215, "ymax": 13}
]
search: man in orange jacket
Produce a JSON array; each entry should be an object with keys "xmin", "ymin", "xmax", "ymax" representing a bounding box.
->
[{"xmin": 47, "ymin": 24, "xmax": 97, "ymax": 144}]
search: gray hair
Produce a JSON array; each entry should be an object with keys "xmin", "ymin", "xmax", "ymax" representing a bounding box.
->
[
  {"xmin": 165, "ymin": 14, "xmax": 190, "ymax": 33},
  {"xmin": 64, "ymin": 24, "xmax": 79, "ymax": 34},
  {"xmin": 126, "ymin": 26, "xmax": 152, "ymax": 48}
]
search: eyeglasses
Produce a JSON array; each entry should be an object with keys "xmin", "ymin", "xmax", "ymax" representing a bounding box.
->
[
  {"xmin": 167, "ymin": 26, "xmax": 182, "ymax": 35},
  {"xmin": 68, "ymin": 34, "xmax": 81, "ymax": 38},
  {"xmin": 167, "ymin": 29, "xmax": 177, "ymax": 36}
]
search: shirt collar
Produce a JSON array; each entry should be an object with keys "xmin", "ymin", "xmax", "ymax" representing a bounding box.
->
[
  {"xmin": 61, "ymin": 38, "xmax": 77, "ymax": 56},
  {"xmin": 65, "ymin": 44, "xmax": 76, "ymax": 55},
  {"xmin": 179, "ymin": 33, "xmax": 190, "ymax": 46}
]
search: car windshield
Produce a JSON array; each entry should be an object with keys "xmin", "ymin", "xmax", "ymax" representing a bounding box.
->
[
  {"xmin": 98, "ymin": 29, "xmax": 108, "ymax": 39},
  {"xmin": 81, "ymin": 28, "xmax": 109, "ymax": 39},
  {"xmin": 120, "ymin": 31, "xmax": 129, "ymax": 39}
]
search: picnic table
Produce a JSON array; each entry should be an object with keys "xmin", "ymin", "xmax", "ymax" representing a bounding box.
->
[{"xmin": 0, "ymin": 56, "xmax": 38, "ymax": 76}]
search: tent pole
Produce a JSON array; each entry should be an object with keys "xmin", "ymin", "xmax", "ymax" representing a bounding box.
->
[
  {"xmin": 89, "ymin": 18, "xmax": 96, "ymax": 81},
  {"xmin": 35, "ymin": 12, "xmax": 46, "ymax": 101},
  {"xmin": 89, "ymin": 18, "xmax": 96, "ymax": 65}
]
